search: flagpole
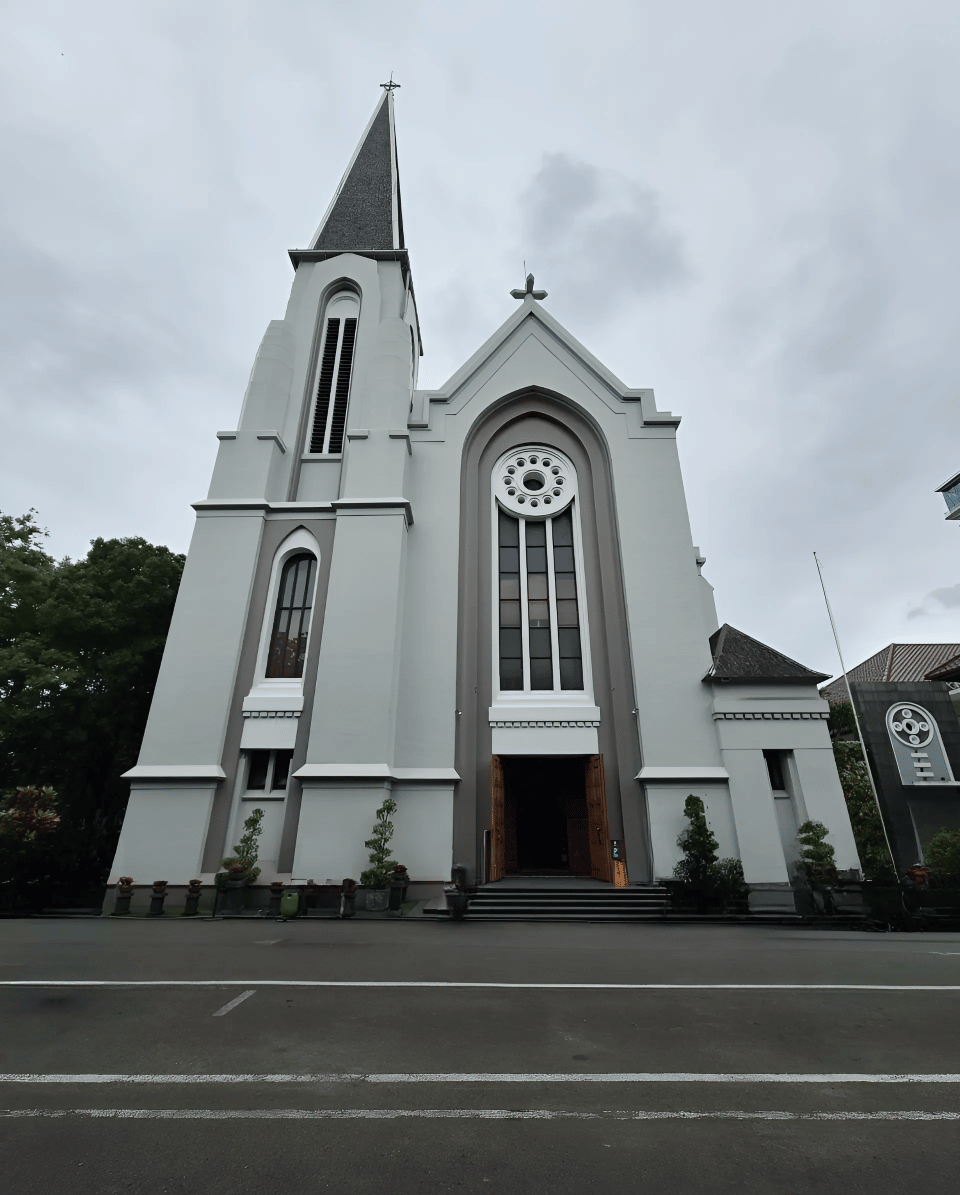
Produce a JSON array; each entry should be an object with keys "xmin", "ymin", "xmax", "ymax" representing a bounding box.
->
[{"xmin": 813, "ymin": 551, "xmax": 898, "ymax": 874}]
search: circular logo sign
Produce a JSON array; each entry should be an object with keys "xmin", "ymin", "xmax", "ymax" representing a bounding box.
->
[{"xmin": 886, "ymin": 703, "xmax": 935, "ymax": 748}]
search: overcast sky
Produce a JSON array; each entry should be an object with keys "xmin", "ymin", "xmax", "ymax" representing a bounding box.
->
[{"xmin": 2, "ymin": 0, "xmax": 958, "ymax": 676}]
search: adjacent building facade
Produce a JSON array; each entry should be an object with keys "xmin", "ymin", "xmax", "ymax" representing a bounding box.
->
[{"xmin": 110, "ymin": 89, "xmax": 861, "ymax": 909}]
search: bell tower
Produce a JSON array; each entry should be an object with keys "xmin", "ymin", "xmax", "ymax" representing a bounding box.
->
[{"xmin": 111, "ymin": 85, "xmax": 429, "ymax": 884}]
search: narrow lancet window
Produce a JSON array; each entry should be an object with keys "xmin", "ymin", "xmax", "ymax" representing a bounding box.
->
[
  {"xmin": 266, "ymin": 553, "xmax": 317, "ymax": 678},
  {"xmin": 526, "ymin": 520, "xmax": 553, "ymax": 690},
  {"xmin": 498, "ymin": 511, "xmax": 522, "ymax": 690},
  {"xmin": 308, "ymin": 294, "xmax": 359, "ymax": 454},
  {"xmin": 552, "ymin": 509, "xmax": 583, "ymax": 690}
]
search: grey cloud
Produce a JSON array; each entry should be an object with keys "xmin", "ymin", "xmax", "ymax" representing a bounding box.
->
[
  {"xmin": 908, "ymin": 584, "xmax": 960, "ymax": 618},
  {"xmin": 518, "ymin": 153, "xmax": 689, "ymax": 316}
]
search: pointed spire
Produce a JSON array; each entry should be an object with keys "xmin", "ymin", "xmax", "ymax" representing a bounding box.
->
[{"xmin": 309, "ymin": 89, "xmax": 405, "ymax": 252}]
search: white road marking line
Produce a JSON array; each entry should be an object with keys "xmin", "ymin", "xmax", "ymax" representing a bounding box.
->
[
  {"xmin": 253, "ymin": 940, "xmax": 282, "ymax": 946},
  {"xmin": 2, "ymin": 1108, "xmax": 960, "ymax": 1121},
  {"xmin": 4, "ymin": 1073, "xmax": 960, "ymax": 1084},
  {"xmin": 211, "ymin": 990, "xmax": 255, "ymax": 1017},
  {"xmin": 3, "ymin": 981, "xmax": 960, "ymax": 991}
]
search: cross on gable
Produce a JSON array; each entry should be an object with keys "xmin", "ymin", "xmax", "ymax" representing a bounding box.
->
[
  {"xmin": 380, "ymin": 75, "xmax": 400, "ymax": 93},
  {"xmin": 510, "ymin": 273, "xmax": 548, "ymax": 300}
]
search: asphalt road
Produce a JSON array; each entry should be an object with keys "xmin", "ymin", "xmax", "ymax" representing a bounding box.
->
[{"xmin": 2, "ymin": 918, "xmax": 960, "ymax": 1193}]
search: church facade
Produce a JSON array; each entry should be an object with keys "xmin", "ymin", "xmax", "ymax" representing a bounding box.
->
[{"xmin": 110, "ymin": 88, "xmax": 861, "ymax": 910}]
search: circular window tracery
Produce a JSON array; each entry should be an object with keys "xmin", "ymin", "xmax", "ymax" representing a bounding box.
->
[{"xmin": 493, "ymin": 445, "xmax": 577, "ymax": 517}]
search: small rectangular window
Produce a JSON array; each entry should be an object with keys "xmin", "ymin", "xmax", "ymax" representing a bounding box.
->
[
  {"xmin": 247, "ymin": 750, "xmax": 270, "ymax": 790},
  {"xmin": 764, "ymin": 749, "xmax": 786, "ymax": 791},
  {"xmin": 271, "ymin": 750, "xmax": 293, "ymax": 791}
]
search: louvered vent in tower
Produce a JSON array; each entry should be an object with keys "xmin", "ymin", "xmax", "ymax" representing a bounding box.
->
[
  {"xmin": 307, "ymin": 293, "xmax": 359, "ymax": 455},
  {"xmin": 327, "ymin": 318, "xmax": 357, "ymax": 455},
  {"xmin": 309, "ymin": 318, "xmax": 340, "ymax": 453}
]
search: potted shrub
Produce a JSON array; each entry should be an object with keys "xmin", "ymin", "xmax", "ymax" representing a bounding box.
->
[
  {"xmin": 796, "ymin": 820, "xmax": 839, "ymax": 916},
  {"xmin": 359, "ymin": 798, "xmax": 398, "ymax": 911},
  {"xmin": 215, "ymin": 808, "xmax": 264, "ymax": 914},
  {"xmin": 672, "ymin": 795, "xmax": 747, "ymax": 913}
]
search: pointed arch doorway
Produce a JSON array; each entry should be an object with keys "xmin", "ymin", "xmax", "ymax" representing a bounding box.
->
[{"xmin": 489, "ymin": 754, "xmax": 612, "ymax": 882}]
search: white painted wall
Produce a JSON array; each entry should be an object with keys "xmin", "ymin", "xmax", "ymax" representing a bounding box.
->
[
  {"xmin": 292, "ymin": 785, "xmax": 453, "ymax": 882},
  {"xmin": 109, "ymin": 786, "xmax": 217, "ymax": 883}
]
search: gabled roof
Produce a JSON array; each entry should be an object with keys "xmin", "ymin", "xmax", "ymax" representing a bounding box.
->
[
  {"xmin": 704, "ymin": 624, "xmax": 830, "ymax": 684},
  {"xmin": 308, "ymin": 90, "xmax": 404, "ymax": 252},
  {"xmin": 925, "ymin": 652, "xmax": 960, "ymax": 682},
  {"xmin": 412, "ymin": 291, "xmax": 681, "ymax": 426},
  {"xmin": 819, "ymin": 643, "xmax": 960, "ymax": 702}
]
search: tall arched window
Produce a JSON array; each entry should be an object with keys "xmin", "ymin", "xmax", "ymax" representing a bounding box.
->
[
  {"xmin": 309, "ymin": 291, "xmax": 359, "ymax": 455},
  {"xmin": 493, "ymin": 446, "xmax": 588, "ymax": 694},
  {"xmin": 266, "ymin": 553, "xmax": 317, "ymax": 678}
]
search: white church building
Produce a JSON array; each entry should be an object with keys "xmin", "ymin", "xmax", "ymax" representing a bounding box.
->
[{"xmin": 110, "ymin": 87, "xmax": 861, "ymax": 911}]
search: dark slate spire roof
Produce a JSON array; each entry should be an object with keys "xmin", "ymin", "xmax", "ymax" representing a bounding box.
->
[
  {"xmin": 311, "ymin": 91, "xmax": 404, "ymax": 251},
  {"xmin": 704, "ymin": 624, "xmax": 831, "ymax": 684}
]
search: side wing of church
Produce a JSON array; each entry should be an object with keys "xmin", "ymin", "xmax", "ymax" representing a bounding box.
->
[{"xmin": 110, "ymin": 89, "xmax": 861, "ymax": 911}]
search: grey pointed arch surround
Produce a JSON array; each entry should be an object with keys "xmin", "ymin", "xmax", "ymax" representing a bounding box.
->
[{"xmin": 454, "ymin": 390, "xmax": 651, "ymax": 883}]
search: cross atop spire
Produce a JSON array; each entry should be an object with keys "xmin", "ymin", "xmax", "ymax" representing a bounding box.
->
[
  {"xmin": 511, "ymin": 273, "xmax": 547, "ymax": 300},
  {"xmin": 308, "ymin": 89, "xmax": 404, "ymax": 252}
]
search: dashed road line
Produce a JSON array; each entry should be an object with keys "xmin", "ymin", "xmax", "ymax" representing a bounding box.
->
[{"xmin": 211, "ymin": 991, "xmax": 256, "ymax": 1017}]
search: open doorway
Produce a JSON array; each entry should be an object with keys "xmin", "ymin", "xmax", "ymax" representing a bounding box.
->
[{"xmin": 501, "ymin": 756, "xmax": 592, "ymax": 875}]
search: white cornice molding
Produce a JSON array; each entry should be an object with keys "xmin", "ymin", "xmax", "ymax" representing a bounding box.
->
[
  {"xmin": 712, "ymin": 711, "xmax": 829, "ymax": 721},
  {"xmin": 636, "ymin": 766, "xmax": 730, "ymax": 781},
  {"xmin": 490, "ymin": 720, "xmax": 600, "ymax": 729},
  {"xmin": 295, "ymin": 764, "xmax": 459, "ymax": 783},
  {"xmin": 122, "ymin": 765, "xmax": 226, "ymax": 781}
]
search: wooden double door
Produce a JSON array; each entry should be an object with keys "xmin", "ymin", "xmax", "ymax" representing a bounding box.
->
[{"xmin": 489, "ymin": 754, "xmax": 613, "ymax": 882}]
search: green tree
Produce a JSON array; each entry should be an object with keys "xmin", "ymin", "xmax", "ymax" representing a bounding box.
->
[
  {"xmin": 924, "ymin": 827, "xmax": 960, "ymax": 887},
  {"xmin": 796, "ymin": 820, "xmax": 838, "ymax": 882},
  {"xmin": 0, "ymin": 510, "xmax": 184, "ymax": 896},
  {"xmin": 827, "ymin": 700, "xmax": 858, "ymax": 742},
  {"xmin": 0, "ymin": 786, "xmax": 61, "ymax": 908},
  {"xmin": 674, "ymin": 794, "xmax": 719, "ymax": 888},
  {"xmin": 831, "ymin": 740, "xmax": 896, "ymax": 883},
  {"xmin": 216, "ymin": 808, "xmax": 265, "ymax": 887},
  {"xmin": 673, "ymin": 795, "xmax": 748, "ymax": 908},
  {"xmin": 360, "ymin": 797, "xmax": 398, "ymax": 888}
]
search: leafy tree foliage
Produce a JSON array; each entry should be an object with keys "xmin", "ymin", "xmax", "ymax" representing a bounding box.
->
[
  {"xmin": 360, "ymin": 797, "xmax": 398, "ymax": 888},
  {"xmin": 831, "ymin": 739, "xmax": 897, "ymax": 882},
  {"xmin": 826, "ymin": 700, "xmax": 858, "ymax": 742},
  {"xmin": 924, "ymin": 827, "xmax": 960, "ymax": 887},
  {"xmin": 0, "ymin": 510, "xmax": 184, "ymax": 898},
  {"xmin": 673, "ymin": 794, "xmax": 748, "ymax": 908},
  {"xmin": 796, "ymin": 820, "xmax": 837, "ymax": 882},
  {"xmin": 216, "ymin": 807, "xmax": 264, "ymax": 887}
]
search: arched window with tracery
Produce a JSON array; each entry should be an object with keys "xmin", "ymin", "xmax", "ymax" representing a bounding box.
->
[{"xmin": 266, "ymin": 553, "xmax": 317, "ymax": 678}]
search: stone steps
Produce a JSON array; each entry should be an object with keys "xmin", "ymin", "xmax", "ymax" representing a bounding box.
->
[{"xmin": 463, "ymin": 885, "xmax": 669, "ymax": 921}]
